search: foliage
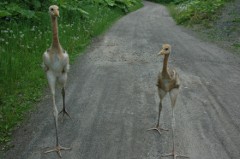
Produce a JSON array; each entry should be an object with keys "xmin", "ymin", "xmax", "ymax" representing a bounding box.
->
[
  {"xmin": 0, "ymin": 2, "xmax": 36, "ymax": 19},
  {"xmin": 0, "ymin": 0, "xmax": 143, "ymax": 151},
  {"xmin": 148, "ymin": 0, "xmax": 231, "ymax": 25},
  {"xmin": 0, "ymin": 0, "xmax": 140, "ymax": 20},
  {"xmin": 171, "ymin": 0, "xmax": 229, "ymax": 25},
  {"xmin": 90, "ymin": 0, "xmax": 141, "ymax": 13},
  {"xmin": 147, "ymin": 0, "xmax": 174, "ymax": 4}
]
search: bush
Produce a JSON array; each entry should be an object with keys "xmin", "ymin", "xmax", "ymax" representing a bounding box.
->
[
  {"xmin": 164, "ymin": 0, "xmax": 231, "ymax": 25},
  {"xmin": 177, "ymin": 0, "xmax": 225, "ymax": 24},
  {"xmin": 0, "ymin": 0, "xmax": 141, "ymax": 21},
  {"xmin": 147, "ymin": 0, "xmax": 174, "ymax": 4},
  {"xmin": 147, "ymin": 0, "xmax": 231, "ymax": 25}
]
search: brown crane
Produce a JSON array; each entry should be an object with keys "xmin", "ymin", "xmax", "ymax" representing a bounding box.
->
[
  {"xmin": 148, "ymin": 44, "xmax": 188, "ymax": 159},
  {"xmin": 42, "ymin": 5, "xmax": 71, "ymax": 157}
]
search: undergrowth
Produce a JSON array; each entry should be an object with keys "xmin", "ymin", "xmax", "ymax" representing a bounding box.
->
[
  {"xmin": 0, "ymin": 0, "xmax": 143, "ymax": 151},
  {"xmin": 148, "ymin": 0, "xmax": 232, "ymax": 25}
]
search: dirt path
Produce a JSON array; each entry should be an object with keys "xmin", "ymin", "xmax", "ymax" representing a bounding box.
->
[{"xmin": 4, "ymin": 1, "xmax": 240, "ymax": 159}]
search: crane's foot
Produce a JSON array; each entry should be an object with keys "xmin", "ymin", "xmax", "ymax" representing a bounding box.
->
[
  {"xmin": 161, "ymin": 151, "xmax": 189, "ymax": 159},
  {"xmin": 44, "ymin": 145, "xmax": 71, "ymax": 158},
  {"xmin": 59, "ymin": 108, "xmax": 71, "ymax": 120},
  {"xmin": 147, "ymin": 125, "xmax": 168, "ymax": 134}
]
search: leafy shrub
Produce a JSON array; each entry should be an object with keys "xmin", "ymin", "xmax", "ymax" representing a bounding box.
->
[
  {"xmin": 0, "ymin": 0, "xmax": 141, "ymax": 21},
  {"xmin": 0, "ymin": 2, "xmax": 36, "ymax": 19},
  {"xmin": 176, "ymin": 0, "xmax": 226, "ymax": 24},
  {"xmin": 147, "ymin": 0, "xmax": 174, "ymax": 4},
  {"xmin": 147, "ymin": 0, "xmax": 230, "ymax": 25},
  {"xmin": 91, "ymin": 0, "xmax": 141, "ymax": 13},
  {"xmin": 164, "ymin": 0, "xmax": 231, "ymax": 25}
]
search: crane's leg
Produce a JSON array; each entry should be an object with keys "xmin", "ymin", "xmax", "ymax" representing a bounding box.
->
[
  {"xmin": 45, "ymin": 94, "xmax": 71, "ymax": 157},
  {"xmin": 59, "ymin": 87, "xmax": 71, "ymax": 119},
  {"xmin": 148, "ymin": 89, "xmax": 168, "ymax": 134},
  {"xmin": 44, "ymin": 73, "xmax": 71, "ymax": 157},
  {"xmin": 161, "ymin": 88, "xmax": 188, "ymax": 159}
]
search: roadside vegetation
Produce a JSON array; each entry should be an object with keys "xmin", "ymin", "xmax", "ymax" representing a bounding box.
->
[
  {"xmin": 148, "ymin": 0, "xmax": 232, "ymax": 25},
  {"xmin": 148, "ymin": 0, "xmax": 240, "ymax": 53},
  {"xmin": 0, "ymin": 0, "xmax": 143, "ymax": 151}
]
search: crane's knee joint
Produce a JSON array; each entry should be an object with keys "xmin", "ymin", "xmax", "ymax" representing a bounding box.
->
[{"xmin": 53, "ymin": 107, "xmax": 58, "ymax": 118}]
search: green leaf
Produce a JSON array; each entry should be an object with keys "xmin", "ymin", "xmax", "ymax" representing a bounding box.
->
[
  {"xmin": 104, "ymin": 0, "xmax": 116, "ymax": 7},
  {"xmin": 32, "ymin": 0, "xmax": 41, "ymax": 10},
  {"xmin": 61, "ymin": 4, "xmax": 89, "ymax": 15},
  {"xmin": 18, "ymin": 9, "xmax": 35, "ymax": 19},
  {"xmin": 0, "ymin": 10, "xmax": 12, "ymax": 18},
  {"xmin": 5, "ymin": 3, "xmax": 21, "ymax": 12},
  {"xmin": 5, "ymin": 3, "xmax": 35, "ymax": 19}
]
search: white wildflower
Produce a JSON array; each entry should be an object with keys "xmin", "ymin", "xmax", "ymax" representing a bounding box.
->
[{"xmin": 2, "ymin": 30, "xmax": 8, "ymax": 33}]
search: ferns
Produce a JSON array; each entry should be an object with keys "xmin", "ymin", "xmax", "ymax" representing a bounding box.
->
[
  {"xmin": 148, "ymin": 0, "xmax": 231, "ymax": 25},
  {"xmin": 172, "ymin": 0, "xmax": 227, "ymax": 24},
  {"xmin": 0, "ymin": 0, "xmax": 141, "ymax": 21}
]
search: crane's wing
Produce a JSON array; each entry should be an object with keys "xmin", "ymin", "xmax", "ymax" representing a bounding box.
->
[
  {"xmin": 62, "ymin": 50, "xmax": 70, "ymax": 73},
  {"xmin": 42, "ymin": 50, "xmax": 50, "ymax": 72}
]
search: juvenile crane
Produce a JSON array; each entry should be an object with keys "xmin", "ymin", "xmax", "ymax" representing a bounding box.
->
[
  {"xmin": 42, "ymin": 5, "xmax": 70, "ymax": 157},
  {"xmin": 148, "ymin": 44, "xmax": 188, "ymax": 159}
]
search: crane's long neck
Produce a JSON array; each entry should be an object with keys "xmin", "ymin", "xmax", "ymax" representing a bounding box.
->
[
  {"xmin": 162, "ymin": 54, "xmax": 170, "ymax": 78},
  {"xmin": 51, "ymin": 16, "xmax": 61, "ymax": 51}
]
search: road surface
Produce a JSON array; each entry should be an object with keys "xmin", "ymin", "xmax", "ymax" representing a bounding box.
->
[{"xmin": 4, "ymin": 1, "xmax": 240, "ymax": 159}]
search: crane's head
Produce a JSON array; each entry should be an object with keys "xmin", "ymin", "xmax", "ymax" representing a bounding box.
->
[
  {"xmin": 49, "ymin": 5, "xmax": 59, "ymax": 17},
  {"xmin": 158, "ymin": 44, "xmax": 171, "ymax": 56}
]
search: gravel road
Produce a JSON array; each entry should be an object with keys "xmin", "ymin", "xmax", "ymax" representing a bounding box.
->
[{"xmin": 4, "ymin": 1, "xmax": 240, "ymax": 159}]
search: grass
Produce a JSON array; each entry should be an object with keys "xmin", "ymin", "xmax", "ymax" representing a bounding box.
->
[
  {"xmin": 0, "ymin": 2, "xmax": 143, "ymax": 151},
  {"xmin": 164, "ymin": 0, "xmax": 230, "ymax": 26},
  {"xmin": 232, "ymin": 43, "xmax": 240, "ymax": 50},
  {"xmin": 164, "ymin": 0, "xmax": 240, "ymax": 55}
]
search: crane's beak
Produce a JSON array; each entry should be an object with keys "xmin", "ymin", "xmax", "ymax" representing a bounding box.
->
[
  {"xmin": 55, "ymin": 11, "xmax": 60, "ymax": 17},
  {"xmin": 158, "ymin": 50, "xmax": 164, "ymax": 56}
]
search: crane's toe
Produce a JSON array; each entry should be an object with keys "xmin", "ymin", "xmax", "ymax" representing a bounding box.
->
[
  {"xmin": 59, "ymin": 108, "xmax": 71, "ymax": 120},
  {"xmin": 161, "ymin": 151, "xmax": 189, "ymax": 159},
  {"xmin": 45, "ymin": 145, "xmax": 71, "ymax": 158},
  {"xmin": 147, "ymin": 125, "xmax": 168, "ymax": 134}
]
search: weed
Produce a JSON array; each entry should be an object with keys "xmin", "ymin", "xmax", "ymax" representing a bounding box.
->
[
  {"xmin": 149, "ymin": 0, "xmax": 231, "ymax": 25},
  {"xmin": 232, "ymin": 43, "xmax": 240, "ymax": 48}
]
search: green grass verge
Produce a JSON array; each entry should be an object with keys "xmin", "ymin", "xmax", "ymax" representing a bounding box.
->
[
  {"xmin": 148, "ymin": 0, "xmax": 231, "ymax": 26},
  {"xmin": 169, "ymin": 2, "xmax": 221, "ymax": 25},
  {"xmin": 0, "ymin": 2, "xmax": 143, "ymax": 151}
]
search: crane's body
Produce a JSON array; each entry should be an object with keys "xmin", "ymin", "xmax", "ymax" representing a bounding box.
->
[{"xmin": 43, "ymin": 49, "xmax": 69, "ymax": 78}]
